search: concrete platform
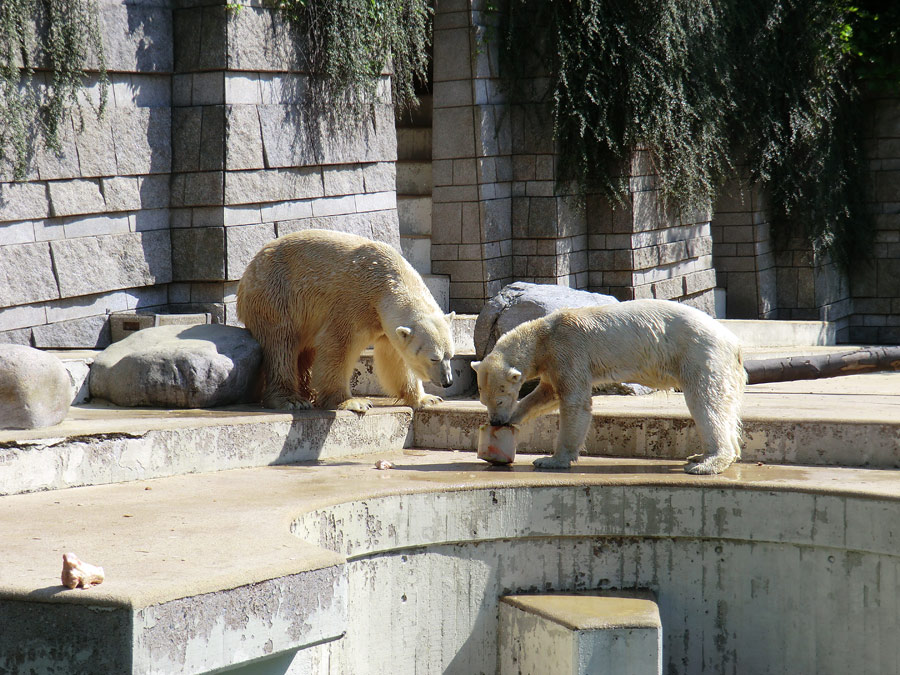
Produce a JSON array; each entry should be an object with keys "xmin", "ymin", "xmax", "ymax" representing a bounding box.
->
[{"xmin": 2, "ymin": 453, "xmax": 900, "ymax": 673}]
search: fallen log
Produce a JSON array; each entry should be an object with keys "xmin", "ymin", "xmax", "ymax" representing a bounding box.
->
[{"xmin": 744, "ymin": 347, "xmax": 900, "ymax": 385}]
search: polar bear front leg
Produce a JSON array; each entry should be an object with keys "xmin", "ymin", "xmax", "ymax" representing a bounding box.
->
[
  {"xmin": 257, "ymin": 325, "xmax": 313, "ymax": 410},
  {"xmin": 533, "ymin": 391, "xmax": 592, "ymax": 470},
  {"xmin": 509, "ymin": 380, "xmax": 558, "ymax": 426},
  {"xmin": 373, "ymin": 335, "xmax": 441, "ymax": 408}
]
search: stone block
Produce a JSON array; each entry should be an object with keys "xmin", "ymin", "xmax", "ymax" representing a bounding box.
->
[
  {"xmin": 225, "ymin": 105, "xmax": 265, "ymax": 171},
  {"xmin": 0, "ymin": 182, "xmax": 49, "ymax": 222},
  {"xmin": 102, "ymin": 177, "xmax": 142, "ymax": 212},
  {"xmin": 172, "ymin": 227, "xmax": 225, "ymax": 281},
  {"xmin": 47, "ymin": 179, "xmax": 105, "ymax": 218},
  {"xmin": 224, "ymin": 168, "xmax": 323, "ymax": 206},
  {"xmin": 32, "ymin": 314, "xmax": 111, "ymax": 349},
  {"xmin": 363, "ymin": 162, "xmax": 396, "ymax": 193},
  {"xmin": 113, "ymin": 107, "xmax": 172, "ymax": 175},
  {"xmin": 0, "ymin": 242, "xmax": 59, "ymax": 308},
  {"xmin": 433, "ymin": 27, "xmax": 472, "ymax": 83},
  {"xmin": 112, "ymin": 74, "xmax": 171, "ymax": 109},
  {"xmin": 226, "ymin": 223, "xmax": 275, "ymax": 281},
  {"xmin": 35, "ymin": 118, "xmax": 81, "ymax": 181},
  {"xmin": 132, "ymin": 209, "xmax": 171, "ymax": 232},
  {"xmin": 99, "ymin": 3, "xmax": 173, "ymax": 72},
  {"xmin": 258, "ymin": 105, "xmax": 316, "ymax": 167},
  {"xmin": 62, "ymin": 214, "xmax": 130, "ymax": 238},
  {"xmin": 356, "ymin": 191, "xmax": 396, "ymax": 213},
  {"xmin": 51, "ymin": 230, "xmax": 171, "ymax": 298},
  {"xmin": 0, "ymin": 220, "xmax": 36, "ymax": 246},
  {"xmin": 227, "ymin": 6, "xmax": 297, "ymax": 72},
  {"xmin": 137, "ymin": 175, "xmax": 170, "ymax": 209},
  {"xmin": 171, "ymin": 171, "xmax": 225, "ymax": 207},
  {"xmin": 323, "ymin": 166, "xmax": 365, "ymax": 197},
  {"xmin": 172, "ymin": 107, "xmax": 203, "ymax": 172},
  {"xmin": 433, "ymin": 107, "xmax": 476, "ymax": 160},
  {"xmin": 199, "ymin": 105, "xmax": 226, "ymax": 171},
  {"xmin": 192, "ymin": 72, "xmax": 225, "ymax": 106}
]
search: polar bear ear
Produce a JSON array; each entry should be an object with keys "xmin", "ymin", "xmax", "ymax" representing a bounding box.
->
[
  {"xmin": 396, "ymin": 326, "xmax": 413, "ymax": 342},
  {"xmin": 470, "ymin": 360, "xmax": 481, "ymax": 373},
  {"xmin": 506, "ymin": 368, "xmax": 524, "ymax": 384},
  {"xmin": 446, "ymin": 311, "xmax": 456, "ymax": 322}
]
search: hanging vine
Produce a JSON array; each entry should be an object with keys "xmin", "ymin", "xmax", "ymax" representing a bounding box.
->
[
  {"xmin": 499, "ymin": 0, "xmax": 900, "ymax": 267},
  {"xmin": 0, "ymin": 0, "xmax": 108, "ymax": 180},
  {"xmin": 271, "ymin": 0, "xmax": 432, "ymax": 115}
]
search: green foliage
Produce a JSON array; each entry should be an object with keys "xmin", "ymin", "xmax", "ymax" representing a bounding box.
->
[
  {"xmin": 499, "ymin": 0, "xmax": 896, "ymax": 266},
  {"xmin": 272, "ymin": 0, "xmax": 432, "ymax": 114},
  {"xmin": 0, "ymin": 0, "xmax": 108, "ymax": 180}
]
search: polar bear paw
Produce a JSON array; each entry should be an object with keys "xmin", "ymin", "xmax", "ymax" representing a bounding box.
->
[
  {"xmin": 338, "ymin": 397, "xmax": 374, "ymax": 413},
  {"xmin": 417, "ymin": 394, "xmax": 443, "ymax": 408},
  {"xmin": 684, "ymin": 453, "xmax": 736, "ymax": 475},
  {"xmin": 265, "ymin": 394, "xmax": 313, "ymax": 410},
  {"xmin": 533, "ymin": 455, "xmax": 573, "ymax": 470}
]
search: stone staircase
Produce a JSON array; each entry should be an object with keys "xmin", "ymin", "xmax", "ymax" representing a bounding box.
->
[{"xmin": 396, "ymin": 94, "xmax": 450, "ymax": 311}]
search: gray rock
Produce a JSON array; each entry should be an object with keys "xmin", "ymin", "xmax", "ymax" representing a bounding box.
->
[
  {"xmin": 475, "ymin": 282, "xmax": 620, "ymax": 359},
  {"xmin": 0, "ymin": 345, "xmax": 71, "ymax": 429},
  {"xmin": 89, "ymin": 324, "xmax": 262, "ymax": 408}
]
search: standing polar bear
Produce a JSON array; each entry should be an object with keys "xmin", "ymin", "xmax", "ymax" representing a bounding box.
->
[
  {"xmin": 471, "ymin": 299, "xmax": 746, "ymax": 475},
  {"xmin": 237, "ymin": 229, "xmax": 455, "ymax": 411}
]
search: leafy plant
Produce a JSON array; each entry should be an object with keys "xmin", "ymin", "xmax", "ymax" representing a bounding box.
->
[
  {"xmin": 0, "ymin": 0, "xmax": 108, "ymax": 180},
  {"xmin": 271, "ymin": 0, "xmax": 432, "ymax": 114},
  {"xmin": 499, "ymin": 0, "xmax": 897, "ymax": 267}
]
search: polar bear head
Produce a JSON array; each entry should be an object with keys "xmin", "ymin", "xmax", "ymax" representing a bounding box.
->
[
  {"xmin": 394, "ymin": 311, "xmax": 456, "ymax": 388},
  {"xmin": 470, "ymin": 353, "xmax": 524, "ymax": 426}
]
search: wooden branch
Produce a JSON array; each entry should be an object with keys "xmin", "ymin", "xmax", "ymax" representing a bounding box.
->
[{"xmin": 745, "ymin": 347, "xmax": 900, "ymax": 385}]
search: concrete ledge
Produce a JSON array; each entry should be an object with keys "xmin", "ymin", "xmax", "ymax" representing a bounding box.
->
[
  {"xmin": 499, "ymin": 591, "xmax": 662, "ymax": 675},
  {"xmin": 0, "ymin": 403, "xmax": 412, "ymax": 496},
  {"xmin": 721, "ymin": 318, "xmax": 836, "ymax": 347},
  {"xmin": 3, "ymin": 455, "xmax": 896, "ymax": 673}
]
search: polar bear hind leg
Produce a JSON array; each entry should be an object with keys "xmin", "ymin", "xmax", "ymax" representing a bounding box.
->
[
  {"xmin": 681, "ymin": 372, "xmax": 742, "ymax": 475},
  {"xmin": 257, "ymin": 324, "xmax": 313, "ymax": 410},
  {"xmin": 373, "ymin": 336, "xmax": 441, "ymax": 408},
  {"xmin": 311, "ymin": 326, "xmax": 374, "ymax": 412}
]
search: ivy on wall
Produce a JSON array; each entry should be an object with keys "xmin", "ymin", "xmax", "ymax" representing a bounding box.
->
[
  {"xmin": 272, "ymin": 0, "xmax": 432, "ymax": 115},
  {"xmin": 0, "ymin": 0, "xmax": 108, "ymax": 180},
  {"xmin": 499, "ymin": 0, "xmax": 900, "ymax": 267}
]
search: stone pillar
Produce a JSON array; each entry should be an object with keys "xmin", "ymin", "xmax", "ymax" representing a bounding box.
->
[
  {"xmin": 431, "ymin": 0, "xmax": 513, "ymax": 313},
  {"xmin": 711, "ymin": 175, "xmax": 777, "ymax": 319},
  {"xmin": 587, "ymin": 151, "xmax": 718, "ymax": 313}
]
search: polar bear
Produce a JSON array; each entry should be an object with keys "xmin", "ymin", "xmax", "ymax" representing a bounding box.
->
[
  {"xmin": 237, "ymin": 229, "xmax": 455, "ymax": 411},
  {"xmin": 471, "ymin": 299, "xmax": 746, "ymax": 475}
]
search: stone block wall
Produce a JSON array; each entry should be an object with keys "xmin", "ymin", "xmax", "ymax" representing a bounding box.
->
[
  {"xmin": 0, "ymin": 0, "xmax": 174, "ymax": 347},
  {"xmin": 172, "ymin": 1, "xmax": 399, "ymax": 327},
  {"xmin": 431, "ymin": 2, "xmax": 716, "ymax": 314},
  {"xmin": 851, "ymin": 96, "xmax": 900, "ymax": 344},
  {"xmin": 0, "ymin": 0, "xmax": 401, "ymax": 347},
  {"xmin": 587, "ymin": 151, "xmax": 717, "ymax": 313}
]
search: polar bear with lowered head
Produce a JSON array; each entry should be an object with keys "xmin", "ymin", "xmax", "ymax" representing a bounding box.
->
[
  {"xmin": 237, "ymin": 229, "xmax": 455, "ymax": 411},
  {"xmin": 471, "ymin": 299, "xmax": 745, "ymax": 474}
]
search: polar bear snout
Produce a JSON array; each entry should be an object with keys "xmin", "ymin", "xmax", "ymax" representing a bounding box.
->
[{"xmin": 439, "ymin": 361, "xmax": 454, "ymax": 388}]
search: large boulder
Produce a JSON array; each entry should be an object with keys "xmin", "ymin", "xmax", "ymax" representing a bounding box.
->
[
  {"xmin": 474, "ymin": 282, "xmax": 620, "ymax": 359},
  {"xmin": 0, "ymin": 345, "xmax": 71, "ymax": 429},
  {"xmin": 89, "ymin": 324, "xmax": 262, "ymax": 408}
]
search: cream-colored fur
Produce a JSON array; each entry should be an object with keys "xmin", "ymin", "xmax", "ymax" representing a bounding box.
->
[
  {"xmin": 237, "ymin": 229, "xmax": 455, "ymax": 411},
  {"xmin": 471, "ymin": 299, "xmax": 746, "ymax": 475}
]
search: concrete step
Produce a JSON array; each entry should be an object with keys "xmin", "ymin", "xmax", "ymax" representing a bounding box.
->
[
  {"xmin": 400, "ymin": 234, "xmax": 432, "ymax": 274},
  {"xmin": 499, "ymin": 592, "xmax": 662, "ymax": 675},
  {"xmin": 396, "ymin": 160, "xmax": 433, "ymax": 196},
  {"xmin": 721, "ymin": 318, "xmax": 835, "ymax": 347},
  {"xmin": 396, "ymin": 127, "xmax": 432, "ymax": 161},
  {"xmin": 352, "ymin": 350, "xmax": 476, "ymax": 399},
  {"xmin": 398, "ymin": 195, "xmax": 432, "ymax": 236},
  {"xmin": 412, "ymin": 370, "xmax": 900, "ymax": 470}
]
